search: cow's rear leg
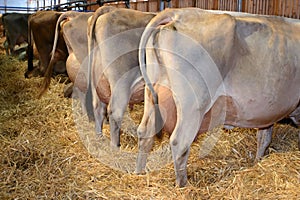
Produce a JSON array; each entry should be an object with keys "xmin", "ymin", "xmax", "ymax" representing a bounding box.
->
[
  {"xmin": 255, "ymin": 126, "xmax": 273, "ymax": 161},
  {"xmin": 289, "ymin": 107, "xmax": 300, "ymax": 150},
  {"xmin": 136, "ymin": 88, "xmax": 155, "ymax": 174},
  {"xmin": 169, "ymin": 97, "xmax": 202, "ymax": 187},
  {"xmin": 94, "ymin": 101, "xmax": 107, "ymax": 135},
  {"xmin": 108, "ymin": 86, "xmax": 132, "ymax": 148},
  {"xmin": 136, "ymin": 122, "xmax": 154, "ymax": 174}
]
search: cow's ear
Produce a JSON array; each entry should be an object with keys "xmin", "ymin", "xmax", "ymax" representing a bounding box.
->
[{"xmin": 235, "ymin": 19, "xmax": 267, "ymax": 38}]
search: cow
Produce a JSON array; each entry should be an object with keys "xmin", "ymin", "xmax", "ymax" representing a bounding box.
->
[
  {"xmin": 2, "ymin": 13, "xmax": 30, "ymax": 55},
  {"xmin": 40, "ymin": 10, "xmax": 94, "ymax": 100},
  {"xmin": 85, "ymin": 7, "xmax": 156, "ymax": 146},
  {"xmin": 136, "ymin": 8, "xmax": 300, "ymax": 187},
  {"xmin": 25, "ymin": 10, "xmax": 68, "ymax": 78}
]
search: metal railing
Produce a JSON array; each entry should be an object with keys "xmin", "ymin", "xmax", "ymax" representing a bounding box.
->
[
  {"xmin": 39, "ymin": 0, "xmax": 130, "ymax": 11},
  {"xmin": 0, "ymin": 0, "xmax": 131, "ymax": 13},
  {"xmin": 0, "ymin": 6, "xmax": 36, "ymax": 13}
]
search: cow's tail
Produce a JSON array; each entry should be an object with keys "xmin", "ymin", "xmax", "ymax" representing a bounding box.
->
[
  {"xmin": 139, "ymin": 10, "xmax": 174, "ymax": 138},
  {"xmin": 85, "ymin": 6, "xmax": 116, "ymax": 121},
  {"xmin": 25, "ymin": 14, "xmax": 33, "ymax": 78},
  {"xmin": 39, "ymin": 11, "xmax": 76, "ymax": 97}
]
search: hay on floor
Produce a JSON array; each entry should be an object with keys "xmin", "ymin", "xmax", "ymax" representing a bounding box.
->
[{"xmin": 0, "ymin": 52, "xmax": 299, "ymax": 199}]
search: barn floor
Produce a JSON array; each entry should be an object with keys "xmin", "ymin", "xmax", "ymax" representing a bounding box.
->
[{"xmin": 0, "ymin": 50, "xmax": 299, "ymax": 199}]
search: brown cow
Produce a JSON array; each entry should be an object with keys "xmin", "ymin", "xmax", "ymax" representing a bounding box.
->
[
  {"xmin": 25, "ymin": 10, "xmax": 68, "ymax": 78},
  {"xmin": 85, "ymin": 7, "xmax": 155, "ymax": 145},
  {"xmin": 136, "ymin": 8, "xmax": 300, "ymax": 187}
]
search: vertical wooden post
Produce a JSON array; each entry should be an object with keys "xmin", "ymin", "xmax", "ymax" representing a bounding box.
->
[
  {"xmin": 266, "ymin": 0, "xmax": 270, "ymax": 14},
  {"xmin": 274, "ymin": 0, "xmax": 279, "ymax": 15},
  {"xmin": 297, "ymin": 0, "xmax": 300, "ymax": 19}
]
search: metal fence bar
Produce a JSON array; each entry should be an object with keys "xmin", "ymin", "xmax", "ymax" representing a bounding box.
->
[
  {"xmin": 0, "ymin": 1, "xmax": 129, "ymax": 14},
  {"xmin": 238, "ymin": 0, "xmax": 242, "ymax": 11},
  {"xmin": 0, "ymin": 6, "xmax": 36, "ymax": 13}
]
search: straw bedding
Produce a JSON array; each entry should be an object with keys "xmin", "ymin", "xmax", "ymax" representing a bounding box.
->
[{"xmin": 0, "ymin": 51, "xmax": 299, "ymax": 199}]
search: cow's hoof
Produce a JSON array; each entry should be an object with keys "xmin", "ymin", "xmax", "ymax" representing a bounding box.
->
[
  {"xmin": 95, "ymin": 132, "xmax": 103, "ymax": 137},
  {"xmin": 110, "ymin": 142, "xmax": 121, "ymax": 151},
  {"xmin": 134, "ymin": 170, "xmax": 146, "ymax": 175}
]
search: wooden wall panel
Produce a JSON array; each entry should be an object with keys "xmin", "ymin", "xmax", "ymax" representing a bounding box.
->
[
  {"xmin": 243, "ymin": 0, "xmax": 299, "ymax": 18},
  {"xmin": 86, "ymin": 0, "xmax": 300, "ymax": 19},
  {"xmin": 217, "ymin": 0, "xmax": 238, "ymax": 11},
  {"xmin": 195, "ymin": 0, "xmax": 215, "ymax": 9},
  {"xmin": 166, "ymin": 0, "xmax": 192, "ymax": 8},
  {"xmin": 148, "ymin": 0, "xmax": 160, "ymax": 12}
]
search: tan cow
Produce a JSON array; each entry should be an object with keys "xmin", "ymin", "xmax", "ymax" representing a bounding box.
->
[
  {"xmin": 41, "ymin": 7, "xmax": 115, "ymax": 127},
  {"xmin": 136, "ymin": 8, "xmax": 300, "ymax": 187},
  {"xmin": 41, "ymin": 11, "xmax": 94, "ymax": 97},
  {"xmin": 86, "ymin": 7, "xmax": 155, "ymax": 146}
]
